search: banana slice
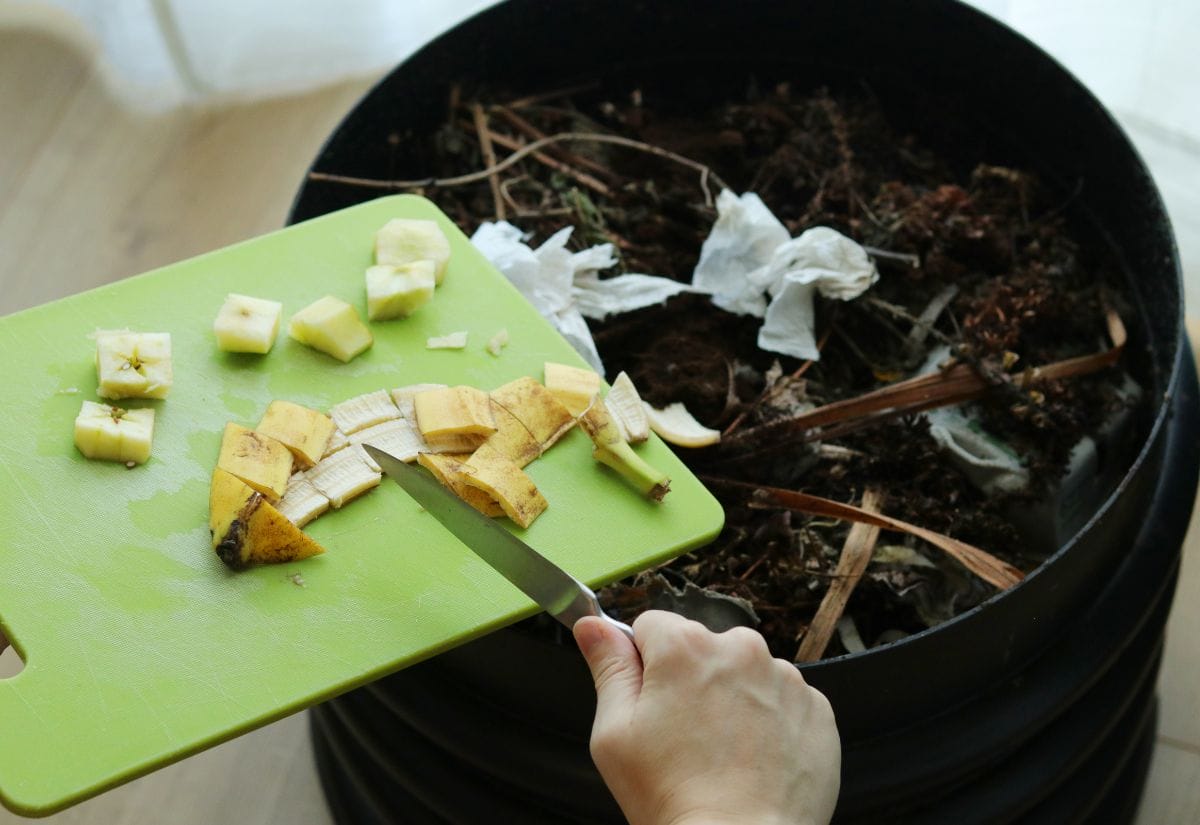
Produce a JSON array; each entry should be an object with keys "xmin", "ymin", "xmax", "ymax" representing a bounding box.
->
[
  {"xmin": 350, "ymin": 418, "xmax": 426, "ymax": 463},
  {"xmin": 331, "ymin": 389, "xmax": 401, "ymax": 435},
  {"xmin": 374, "ymin": 218, "xmax": 452, "ymax": 284},
  {"xmin": 210, "ymin": 468, "xmax": 325, "ymax": 569},
  {"xmin": 323, "ymin": 428, "xmax": 350, "ymax": 458},
  {"xmin": 417, "ymin": 453, "xmax": 505, "ymax": 518},
  {"xmin": 643, "ymin": 402, "xmax": 721, "ymax": 448},
  {"xmin": 544, "ymin": 362, "xmax": 601, "ymax": 416},
  {"xmin": 95, "ymin": 331, "xmax": 173, "ymax": 400},
  {"xmin": 213, "ymin": 293, "xmax": 283, "ymax": 354},
  {"xmin": 391, "ymin": 383, "xmax": 449, "ymax": 421},
  {"xmin": 605, "ymin": 371, "xmax": 650, "ymax": 443},
  {"xmin": 413, "ymin": 386, "xmax": 496, "ymax": 442},
  {"xmin": 462, "ymin": 450, "xmax": 548, "ymax": 528},
  {"xmin": 256, "ymin": 400, "xmax": 335, "ymax": 469},
  {"xmin": 73, "ymin": 401, "xmax": 155, "ymax": 465},
  {"xmin": 216, "ymin": 422, "xmax": 293, "ymax": 503},
  {"xmin": 473, "ymin": 401, "xmax": 540, "ymax": 468},
  {"xmin": 489, "ymin": 376, "xmax": 576, "ymax": 453},
  {"xmin": 306, "ymin": 445, "xmax": 381, "ymax": 508},
  {"xmin": 277, "ymin": 472, "xmax": 331, "ymax": 527}
]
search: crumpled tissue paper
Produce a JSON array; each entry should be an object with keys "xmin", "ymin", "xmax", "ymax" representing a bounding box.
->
[
  {"xmin": 471, "ymin": 221, "xmax": 700, "ymax": 374},
  {"xmin": 693, "ymin": 190, "xmax": 879, "ymax": 360}
]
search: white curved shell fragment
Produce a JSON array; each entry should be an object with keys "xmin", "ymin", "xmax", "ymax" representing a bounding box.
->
[{"xmin": 643, "ymin": 402, "xmax": 721, "ymax": 448}]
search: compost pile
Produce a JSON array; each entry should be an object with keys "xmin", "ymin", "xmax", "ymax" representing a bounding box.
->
[{"xmin": 338, "ymin": 82, "xmax": 1135, "ymax": 660}]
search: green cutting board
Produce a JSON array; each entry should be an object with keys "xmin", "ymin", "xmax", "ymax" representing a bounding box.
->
[{"xmin": 0, "ymin": 194, "xmax": 724, "ymax": 815}]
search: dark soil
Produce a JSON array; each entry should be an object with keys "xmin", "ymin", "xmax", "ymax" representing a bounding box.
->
[{"xmin": 399, "ymin": 82, "xmax": 1129, "ymax": 660}]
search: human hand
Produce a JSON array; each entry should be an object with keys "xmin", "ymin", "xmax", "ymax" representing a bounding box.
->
[{"xmin": 573, "ymin": 610, "xmax": 841, "ymax": 825}]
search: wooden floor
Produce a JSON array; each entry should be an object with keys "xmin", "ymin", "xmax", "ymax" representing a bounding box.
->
[{"xmin": 0, "ymin": 22, "xmax": 1198, "ymax": 825}]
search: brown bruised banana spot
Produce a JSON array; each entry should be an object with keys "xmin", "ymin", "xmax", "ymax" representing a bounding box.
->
[{"xmin": 215, "ymin": 493, "xmax": 265, "ymax": 569}]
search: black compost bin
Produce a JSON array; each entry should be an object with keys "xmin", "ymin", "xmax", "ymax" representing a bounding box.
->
[{"xmin": 289, "ymin": 1, "xmax": 1199, "ymax": 822}]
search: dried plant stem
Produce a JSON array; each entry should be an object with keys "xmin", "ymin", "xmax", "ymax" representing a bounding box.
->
[
  {"xmin": 471, "ymin": 103, "xmax": 506, "ymax": 221},
  {"xmin": 479, "ymin": 126, "xmax": 613, "ymax": 198},
  {"xmin": 704, "ymin": 478, "xmax": 1025, "ymax": 590},
  {"xmin": 491, "ymin": 105, "xmax": 623, "ymax": 185},
  {"xmin": 795, "ymin": 487, "xmax": 884, "ymax": 662},
  {"xmin": 307, "ymin": 131, "xmax": 729, "ymax": 205}
]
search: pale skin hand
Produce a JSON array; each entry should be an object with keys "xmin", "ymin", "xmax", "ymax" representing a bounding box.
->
[{"xmin": 573, "ymin": 610, "xmax": 841, "ymax": 825}]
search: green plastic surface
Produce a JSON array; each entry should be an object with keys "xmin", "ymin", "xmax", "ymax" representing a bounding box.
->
[{"xmin": 0, "ymin": 195, "xmax": 724, "ymax": 815}]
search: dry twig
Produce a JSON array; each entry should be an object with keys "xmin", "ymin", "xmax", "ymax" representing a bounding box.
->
[
  {"xmin": 470, "ymin": 103, "xmax": 506, "ymax": 221},
  {"xmin": 794, "ymin": 487, "xmax": 883, "ymax": 662}
]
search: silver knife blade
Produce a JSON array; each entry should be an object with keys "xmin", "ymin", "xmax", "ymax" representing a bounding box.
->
[{"xmin": 364, "ymin": 444, "xmax": 634, "ymax": 640}]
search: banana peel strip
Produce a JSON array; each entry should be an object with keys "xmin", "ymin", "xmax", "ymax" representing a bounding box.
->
[{"xmin": 716, "ymin": 479, "xmax": 1024, "ymax": 590}]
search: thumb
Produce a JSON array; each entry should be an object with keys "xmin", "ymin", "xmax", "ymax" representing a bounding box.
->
[{"xmin": 573, "ymin": 616, "xmax": 643, "ymax": 714}]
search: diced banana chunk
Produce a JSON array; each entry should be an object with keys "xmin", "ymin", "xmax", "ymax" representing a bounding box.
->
[
  {"xmin": 306, "ymin": 446, "xmax": 381, "ymax": 508},
  {"xmin": 391, "ymin": 384, "xmax": 449, "ymax": 421},
  {"xmin": 643, "ymin": 402, "xmax": 721, "ymax": 447},
  {"xmin": 73, "ymin": 400, "xmax": 155, "ymax": 464},
  {"xmin": 544, "ymin": 362, "xmax": 601, "ymax": 416},
  {"xmin": 605, "ymin": 371, "xmax": 650, "ymax": 443},
  {"xmin": 277, "ymin": 472, "xmax": 330, "ymax": 527},
  {"xmin": 366, "ymin": 261, "xmax": 436, "ymax": 321},
  {"xmin": 413, "ymin": 386, "xmax": 496, "ymax": 441},
  {"xmin": 486, "ymin": 329, "xmax": 509, "ymax": 356},
  {"xmin": 95, "ymin": 331, "xmax": 173, "ymax": 400},
  {"xmin": 330, "ymin": 389, "xmax": 400, "ymax": 435},
  {"xmin": 375, "ymin": 218, "xmax": 452, "ymax": 284},
  {"xmin": 288, "ymin": 296, "xmax": 373, "ymax": 363},
  {"xmin": 213, "ymin": 294, "xmax": 282, "ymax": 354}
]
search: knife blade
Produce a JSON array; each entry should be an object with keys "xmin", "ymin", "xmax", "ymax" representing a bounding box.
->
[{"xmin": 364, "ymin": 444, "xmax": 635, "ymax": 640}]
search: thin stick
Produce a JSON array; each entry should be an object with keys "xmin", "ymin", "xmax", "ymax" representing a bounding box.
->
[
  {"xmin": 307, "ymin": 131, "xmax": 729, "ymax": 205},
  {"xmin": 479, "ymin": 127, "xmax": 612, "ymax": 198},
  {"xmin": 795, "ymin": 487, "xmax": 883, "ymax": 662},
  {"xmin": 704, "ymin": 478, "xmax": 1025, "ymax": 590},
  {"xmin": 471, "ymin": 103, "xmax": 506, "ymax": 221},
  {"xmin": 491, "ymin": 105, "xmax": 623, "ymax": 184}
]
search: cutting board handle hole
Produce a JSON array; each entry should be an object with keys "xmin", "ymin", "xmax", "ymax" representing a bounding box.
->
[{"xmin": 0, "ymin": 630, "xmax": 24, "ymax": 679}]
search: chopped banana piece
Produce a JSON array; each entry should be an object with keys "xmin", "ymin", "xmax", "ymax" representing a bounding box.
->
[
  {"xmin": 579, "ymin": 404, "xmax": 671, "ymax": 501},
  {"xmin": 391, "ymin": 383, "xmax": 449, "ymax": 421},
  {"xmin": 350, "ymin": 418, "xmax": 426, "ymax": 463},
  {"xmin": 423, "ymin": 432, "xmax": 488, "ymax": 452},
  {"xmin": 277, "ymin": 472, "xmax": 330, "ymax": 527},
  {"xmin": 210, "ymin": 468, "xmax": 325, "ymax": 569},
  {"xmin": 473, "ymin": 401, "xmax": 540, "ymax": 468},
  {"xmin": 323, "ymin": 428, "xmax": 350, "ymax": 458},
  {"xmin": 374, "ymin": 218, "xmax": 452, "ymax": 284},
  {"xmin": 462, "ymin": 451, "xmax": 548, "ymax": 528},
  {"xmin": 414, "ymin": 385, "xmax": 496, "ymax": 441},
  {"xmin": 256, "ymin": 400, "xmax": 335, "ymax": 469},
  {"xmin": 288, "ymin": 296, "xmax": 373, "ymax": 363},
  {"xmin": 490, "ymin": 377, "xmax": 576, "ymax": 452},
  {"xmin": 417, "ymin": 453, "xmax": 505, "ymax": 517},
  {"xmin": 95, "ymin": 331, "xmax": 173, "ymax": 400},
  {"xmin": 216, "ymin": 422, "xmax": 293, "ymax": 503},
  {"xmin": 426, "ymin": 331, "xmax": 469, "ymax": 350},
  {"xmin": 486, "ymin": 329, "xmax": 509, "ymax": 356},
  {"xmin": 213, "ymin": 293, "xmax": 282, "ymax": 354},
  {"xmin": 544, "ymin": 362, "xmax": 601, "ymax": 416},
  {"xmin": 73, "ymin": 401, "xmax": 155, "ymax": 464},
  {"xmin": 330, "ymin": 389, "xmax": 400, "ymax": 435},
  {"xmin": 605, "ymin": 371, "xmax": 651, "ymax": 443},
  {"xmin": 643, "ymin": 402, "xmax": 721, "ymax": 447},
  {"xmin": 366, "ymin": 261, "xmax": 436, "ymax": 321},
  {"xmin": 306, "ymin": 446, "xmax": 381, "ymax": 508}
]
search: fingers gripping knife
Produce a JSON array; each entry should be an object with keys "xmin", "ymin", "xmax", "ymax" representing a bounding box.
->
[{"xmin": 365, "ymin": 444, "xmax": 635, "ymax": 641}]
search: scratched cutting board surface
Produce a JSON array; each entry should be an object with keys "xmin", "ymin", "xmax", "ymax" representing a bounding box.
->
[{"xmin": 0, "ymin": 194, "xmax": 724, "ymax": 815}]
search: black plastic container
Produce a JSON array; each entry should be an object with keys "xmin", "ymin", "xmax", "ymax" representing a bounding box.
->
[{"xmin": 291, "ymin": 1, "xmax": 1198, "ymax": 821}]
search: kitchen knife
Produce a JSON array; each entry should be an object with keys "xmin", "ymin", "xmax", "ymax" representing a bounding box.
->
[{"xmin": 364, "ymin": 444, "xmax": 636, "ymax": 640}]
